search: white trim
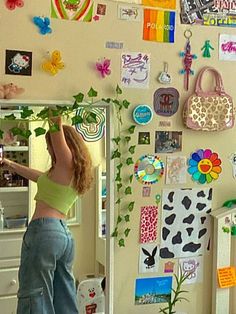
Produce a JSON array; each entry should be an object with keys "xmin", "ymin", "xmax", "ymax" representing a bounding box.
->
[{"xmin": 0, "ymin": 99, "xmax": 114, "ymax": 314}]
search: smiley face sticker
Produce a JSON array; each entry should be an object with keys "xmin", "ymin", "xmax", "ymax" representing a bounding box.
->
[{"xmin": 188, "ymin": 149, "xmax": 222, "ymax": 184}]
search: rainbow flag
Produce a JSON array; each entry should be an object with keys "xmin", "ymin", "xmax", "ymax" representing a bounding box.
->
[{"xmin": 143, "ymin": 9, "xmax": 176, "ymax": 43}]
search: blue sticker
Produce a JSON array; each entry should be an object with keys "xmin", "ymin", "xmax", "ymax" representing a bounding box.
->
[{"xmin": 133, "ymin": 105, "xmax": 153, "ymax": 125}]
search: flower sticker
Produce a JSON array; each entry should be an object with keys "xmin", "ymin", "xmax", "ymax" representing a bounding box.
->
[{"xmin": 188, "ymin": 149, "xmax": 222, "ymax": 184}]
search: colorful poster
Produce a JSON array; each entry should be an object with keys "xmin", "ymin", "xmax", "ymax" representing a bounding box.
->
[
  {"xmin": 51, "ymin": 0, "xmax": 94, "ymax": 22},
  {"xmin": 179, "ymin": 256, "xmax": 203, "ymax": 284},
  {"xmin": 219, "ymin": 34, "xmax": 236, "ymax": 61},
  {"xmin": 166, "ymin": 156, "xmax": 187, "ymax": 184},
  {"xmin": 139, "ymin": 243, "xmax": 159, "ymax": 273},
  {"xmin": 121, "ymin": 52, "xmax": 150, "ymax": 89},
  {"xmin": 160, "ymin": 188, "xmax": 212, "ymax": 258},
  {"xmin": 135, "ymin": 277, "xmax": 172, "ymax": 305},
  {"xmin": 142, "ymin": 0, "xmax": 176, "ymax": 9},
  {"xmin": 140, "ymin": 205, "xmax": 158, "ymax": 243},
  {"xmin": 143, "ymin": 9, "xmax": 176, "ymax": 43}
]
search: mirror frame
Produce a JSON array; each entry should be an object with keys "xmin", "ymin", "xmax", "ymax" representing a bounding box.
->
[{"xmin": 0, "ymin": 99, "xmax": 115, "ymax": 314}]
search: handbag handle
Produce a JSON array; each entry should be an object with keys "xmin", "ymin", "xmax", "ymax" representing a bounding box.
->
[{"xmin": 195, "ymin": 66, "xmax": 225, "ymax": 96}]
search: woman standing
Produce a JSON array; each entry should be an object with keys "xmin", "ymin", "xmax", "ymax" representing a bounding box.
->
[{"xmin": 0, "ymin": 115, "xmax": 93, "ymax": 314}]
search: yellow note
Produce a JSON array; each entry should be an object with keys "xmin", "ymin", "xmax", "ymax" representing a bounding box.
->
[{"xmin": 217, "ymin": 266, "xmax": 236, "ymax": 288}]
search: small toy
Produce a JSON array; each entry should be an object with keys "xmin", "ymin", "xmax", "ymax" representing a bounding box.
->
[
  {"xmin": 0, "ymin": 83, "xmax": 24, "ymax": 99},
  {"xmin": 95, "ymin": 58, "xmax": 111, "ymax": 78},
  {"xmin": 179, "ymin": 29, "xmax": 197, "ymax": 91},
  {"xmin": 5, "ymin": 0, "xmax": 24, "ymax": 10},
  {"xmin": 158, "ymin": 62, "xmax": 172, "ymax": 84},
  {"xmin": 33, "ymin": 16, "xmax": 52, "ymax": 35},
  {"xmin": 42, "ymin": 50, "xmax": 64, "ymax": 76},
  {"xmin": 201, "ymin": 40, "xmax": 214, "ymax": 58}
]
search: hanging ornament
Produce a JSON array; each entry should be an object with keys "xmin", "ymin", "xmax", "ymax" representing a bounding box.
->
[
  {"xmin": 158, "ymin": 62, "xmax": 171, "ymax": 84},
  {"xmin": 201, "ymin": 40, "xmax": 214, "ymax": 58},
  {"xmin": 179, "ymin": 29, "xmax": 197, "ymax": 91}
]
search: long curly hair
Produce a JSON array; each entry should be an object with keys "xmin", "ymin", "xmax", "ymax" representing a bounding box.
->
[{"xmin": 46, "ymin": 125, "xmax": 93, "ymax": 195}]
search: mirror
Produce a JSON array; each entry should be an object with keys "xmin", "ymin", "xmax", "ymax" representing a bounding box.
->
[{"xmin": 0, "ymin": 101, "xmax": 114, "ymax": 314}]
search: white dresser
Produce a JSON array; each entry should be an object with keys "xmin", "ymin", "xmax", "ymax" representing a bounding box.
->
[{"xmin": 0, "ymin": 230, "xmax": 23, "ymax": 314}]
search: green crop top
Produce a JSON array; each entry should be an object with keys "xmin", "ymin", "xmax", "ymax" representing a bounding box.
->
[{"xmin": 34, "ymin": 172, "xmax": 78, "ymax": 215}]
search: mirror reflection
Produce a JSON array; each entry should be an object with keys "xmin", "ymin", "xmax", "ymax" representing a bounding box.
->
[{"xmin": 0, "ymin": 104, "xmax": 107, "ymax": 314}]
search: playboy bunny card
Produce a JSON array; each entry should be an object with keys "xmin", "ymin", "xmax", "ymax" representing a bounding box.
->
[{"xmin": 139, "ymin": 243, "xmax": 159, "ymax": 273}]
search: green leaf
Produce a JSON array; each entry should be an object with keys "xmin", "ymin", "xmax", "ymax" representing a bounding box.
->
[
  {"xmin": 10, "ymin": 127, "xmax": 22, "ymax": 136},
  {"xmin": 73, "ymin": 92, "xmax": 84, "ymax": 103},
  {"xmin": 116, "ymin": 163, "xmax": 123, "ymax": 170},
  {"xmin": 37, "ymin": 107, "xmax": 49, "ymax": 119},
  {"xmin": 129, "ymin": 174, "xmax": 133, "ymax": 183},
  {"xmin": 124, "ymin": 214, "xmax": 130, "ymax": 222},
  {"xmin": 87, "ymin": 87, "xmax": 97, "ymax": 98},
  {"xmin": 116, "ymin": 85, "xmax": 122, "ymax": 95},
  {"xmin": 115, "ymin": 173, "xmax": 122, "ymax": 182},
  {"xmin": 118, "ymin": 238, "xmax": 125, "ymax": 247},
  {"xmin": 34, "ymin": 127, "xmax": 46, "ymax": 137},
  {"xmin": 128, "ymin": 145, "xmax": 136, "ymax": 154},
  {"xmin": 102, "ymin": 98, "xmax": 111, "ymax": 103},
  {"xmin": 124, "ymin": 228, "xmax": 131, "ymax": 237},
  {"xmin": 125, "ymin": 186, "xmax": 132, "ymax": 195},
  {"xmin": 85, "ymin": 112, "xmax": 97, "ymax": 124},
  {"xmin": 126, "ymin": 157, "xmax": 134, "ymax": 165},
  {"xmin": 0, "ymin": 129, "xmax": 3, "ymax": 139},
  {"xmin": 117, "ymin": 215, "xmax": 122, "ymax": 224},
  {"xmin": 113, "ymin": 99, "xmax": 122, "ymax": 110},
  {"xmin": 117, "ymin": 183, "xmax": 122, "ymax": 191},
  {"xmin": 21, "ymin": 107, "xmax": 33, "ymax": 119},
  {"xmin": 21, "ymin": 129, "xmax": 32, "ymax": 139},
  {"xmin": 116, "ymin": 198, "xmax": 121, "ymax": 204},
  {"xmin": 112, "ymin": 136, "xmax": 121, "ymax": 145},
  {"xmin": 125, "ymin": 136, "xmax": 131, "ymax": 142},
  {"xmin": 111, "ymin": 228, "xmax": 118, "ymax": 237},
  {"xmin": 71, "ymin": 114, "xmax": 83, "ymax": 125},
  {"xmin": 4, "ymin": 113, "xmax": 16, "ymax": 120},
  {"xmin": 128, "ymin": 201, "xmax": 135, "ymax": 212},
  {"xmin": 49, "ymin": 123, "xmax": 60, "ymax": 133},
  {"xmin": 72, "ymin": 101, "xmax": 79, "ymax": 110},
  {"xmin": 128, "ymin": 125, "xmax": 136, "ymax": 134},
  {"xmin": 111, "ymin": 149, "xmax": 121, "ymax": 159},
  {"xmin": 122, "ymin": 100, "xmax": 130, "ymax": 109}
]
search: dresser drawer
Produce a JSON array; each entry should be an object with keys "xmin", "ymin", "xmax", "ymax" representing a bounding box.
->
[
  {"xmin": 0, "ymin": 295, "xmax": 17, "ymax": 314},
  {"xmin": 0, "ymin": 268, "xmax": 19, "ymax": 296},
  {"xmin": 0, "ymin": 238, "xmax": 22, "ymax": 259}
]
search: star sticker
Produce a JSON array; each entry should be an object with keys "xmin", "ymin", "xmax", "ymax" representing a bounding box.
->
[{"xmin": 93, "ymin": 15, "xmax": 100, "ymax": 21}]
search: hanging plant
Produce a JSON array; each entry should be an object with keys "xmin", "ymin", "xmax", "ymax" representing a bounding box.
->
[{"xmin": 0, "ymin": 85, "xmax": 136, "ymax": 247}]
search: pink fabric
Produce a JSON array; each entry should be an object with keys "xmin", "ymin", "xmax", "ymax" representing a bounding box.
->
[{"xmin": 140, "ymin": 205, "xmax": 158, "ymax": 243}]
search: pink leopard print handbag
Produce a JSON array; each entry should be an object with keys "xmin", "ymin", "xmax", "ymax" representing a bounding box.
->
[{"xmin": 183, "ymin": 67, "xmax": 234, "ymax": 131}]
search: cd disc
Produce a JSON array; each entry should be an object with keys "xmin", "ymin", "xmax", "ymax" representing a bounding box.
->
[{"xmin": 134, "ymin": 155, "xmax": 164, "ymax": 184}]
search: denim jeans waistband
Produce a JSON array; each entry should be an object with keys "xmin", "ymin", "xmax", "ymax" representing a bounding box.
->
[{"xmin": 28, "ymin": 217, "xmax": 68, "ymax": 232}]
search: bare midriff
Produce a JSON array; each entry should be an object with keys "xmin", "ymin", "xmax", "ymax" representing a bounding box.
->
[{"xmin": 31, "ymin": 200, "xmax": 66, "ymax": 220}]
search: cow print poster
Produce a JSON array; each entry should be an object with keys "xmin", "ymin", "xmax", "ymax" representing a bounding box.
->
[{"xmin": 160, "ymin": 188, "xmax": 212, "ymax": 258}]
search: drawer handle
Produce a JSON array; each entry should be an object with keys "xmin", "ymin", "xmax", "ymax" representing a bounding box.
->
[{"xmin": 10, "ymin": 279, "xmax": 17, "ymax": 286}]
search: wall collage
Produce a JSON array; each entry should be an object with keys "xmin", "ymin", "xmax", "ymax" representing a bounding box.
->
[{"xmin": 1, "ymin": 0, "xmax": 236, "ymax": 313}]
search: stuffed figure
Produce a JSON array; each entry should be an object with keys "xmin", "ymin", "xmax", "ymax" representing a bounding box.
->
[{"xmin": 0, "ymin": 83, "xmax": 25, "ymax": 99}]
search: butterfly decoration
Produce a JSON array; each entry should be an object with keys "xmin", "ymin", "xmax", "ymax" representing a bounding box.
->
[
  {"xmin": 95, "ymin": 58, "xmax": 111, "ymax": 78},
  {"xmin": 33, "ymin": 16, "xmax": 52, "ymax": 35},
  {"xmin": 5, "ymin": 0, "xmax": 24, "ymax": 10},
  {"xmin": 42, "ymin": 50, "xmax": 65, "ymax": 76}
]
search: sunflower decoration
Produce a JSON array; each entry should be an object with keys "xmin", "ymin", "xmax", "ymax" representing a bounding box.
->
[{"xmin": 188, "ymin": 149, "xmax": 222, "ymax": 184}]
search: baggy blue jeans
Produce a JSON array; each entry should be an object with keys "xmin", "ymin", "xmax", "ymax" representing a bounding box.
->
[{"xmin": 16, "ymin": 217, "xmax": 79, "ymax": 314}]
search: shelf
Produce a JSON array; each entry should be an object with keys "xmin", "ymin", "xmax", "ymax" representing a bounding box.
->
[
  {"xmin": 101, "ymin": 209, "xmax": 106, "ymax": 212},
  {"xmin": 102, "ymin": 195, "xmax": 106, "ymax": 199},
  {"xmin": 4, "ymin": 146, "xmax": 28, "ymax": 151},
  {"xmin": 0, "ymin": 227, "xmax": 26, "ymax": 234},
  {"xmin": 102, "ymin": 175, "xmax": 106, "ymax": 180},
  {"xmin": 0, "ymin": 186, "xmax": 28, "ymax": 192}
]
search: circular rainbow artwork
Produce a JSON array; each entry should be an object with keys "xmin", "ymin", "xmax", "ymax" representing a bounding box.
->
[
  {"xmin": 134, "ymin": 155, "xmax": 165, "ymax": 184},
  {"xmin": 188, "ymin": 149, "xmax": 222, "ymax": 184},
  {"xmin": 75, "ymin": 108, "xmax": 105, "ymax": 142}
]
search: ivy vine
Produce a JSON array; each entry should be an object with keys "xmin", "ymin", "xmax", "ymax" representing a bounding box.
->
[{"xmin": 0, "ymin": 85, "xmax": 136, "ymax": 247}]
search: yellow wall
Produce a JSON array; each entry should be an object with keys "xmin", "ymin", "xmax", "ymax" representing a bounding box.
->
[{"xmin": 1, "ymin": 1, "xmax": 236, "ymax": 313}]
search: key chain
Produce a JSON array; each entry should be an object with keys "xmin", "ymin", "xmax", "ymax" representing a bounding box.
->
[
  {"xmin": 179, "ymin": 29, "xmax": 197, "ymax": 91},
  {"xmin": 158, "ymin": 62, "xmax": 172, "ymax": 84}
]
